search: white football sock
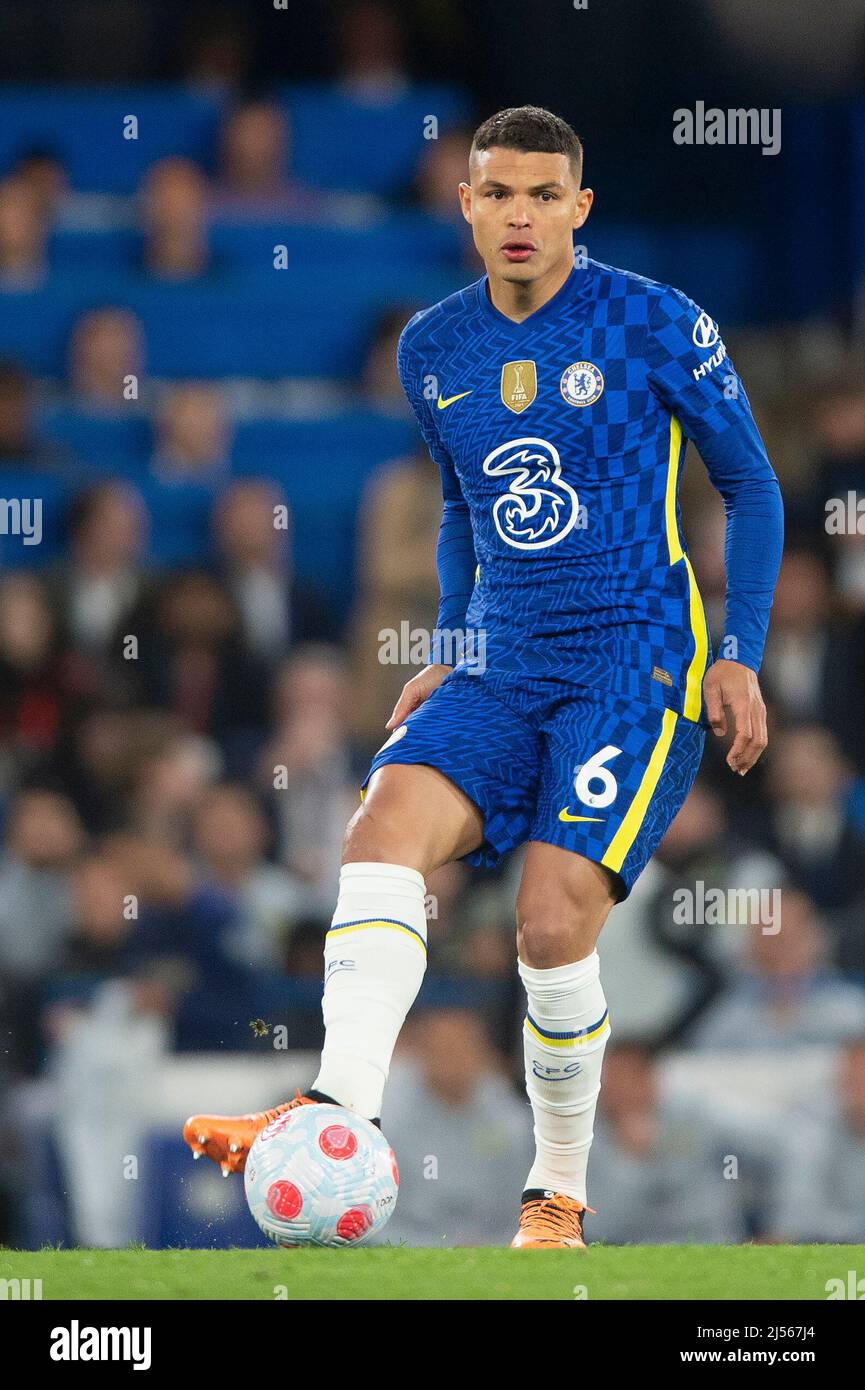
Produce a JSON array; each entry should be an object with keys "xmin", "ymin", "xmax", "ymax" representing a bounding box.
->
[
  {"xmin": 518, "ymin": 951, "xmax": 611, "ymax": 1207},
  {"xmin": 312, "ymin": 862, "xmax": 428, "ymax": 1118}
]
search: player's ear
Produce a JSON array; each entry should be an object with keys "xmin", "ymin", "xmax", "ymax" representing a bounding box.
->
[
  {"xmin": 458, "ymin": 181, "xmax": 473, "ymax": 224},
  {"xmin": 573, "ymin": 187, "xmax": 593, "ymax": 230}
]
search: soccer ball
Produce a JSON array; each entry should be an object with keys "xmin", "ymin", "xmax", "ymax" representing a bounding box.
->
[{"xmin": 244, "ymin": 1104, "xmax": 399, "ymax": 1247}]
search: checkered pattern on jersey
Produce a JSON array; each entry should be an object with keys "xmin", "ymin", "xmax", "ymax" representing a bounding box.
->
[{"xmin": 397, "ymin": 260, "xmax": 762, "ymax": 722}]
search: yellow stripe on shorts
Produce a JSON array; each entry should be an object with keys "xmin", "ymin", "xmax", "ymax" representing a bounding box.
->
[{"xmin": 602, "ymin": 708, "xmax": 678, "ymax": 875}]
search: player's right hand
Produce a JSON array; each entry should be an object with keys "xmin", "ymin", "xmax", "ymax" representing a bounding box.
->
[
  {"xmin": 702, "ymin": 658, "xmax": 768, "ymax": 775},
  {"xmin": 385, "ymin": 663, "xmax": 452, "ymax": 730}
]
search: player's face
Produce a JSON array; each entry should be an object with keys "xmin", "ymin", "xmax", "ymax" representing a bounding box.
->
[{"xmin": 459, "ymin": 147, "xmax": 592, "ymax": 285}]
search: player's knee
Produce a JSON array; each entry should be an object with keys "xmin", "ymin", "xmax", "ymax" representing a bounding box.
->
[
  {"xmin": 342, "ymin": 799, "xmax": 426, "ymax": 872},
  {"xmin": 342, "ymin": 800, "xmax": 395, "ymax": 862},
  {"xmin": 515, "ymin": 887, "xmax": 600, "ymax": 967}
]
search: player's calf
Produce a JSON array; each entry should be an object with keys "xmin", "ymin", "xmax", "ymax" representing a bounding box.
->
[
  {"xmin": 515, "ymin": 845, "xmax": 615, "ymax": 1216},
  {"xmin": 311, "ymin": 764, "xmax": 483, "ymax": 1116},
  {"xmin": 516, "ymin": 846, "xmax": 617, "ymax": 966},
  {"xmin": 311, "ymin": 859, "xmax": 429, "ymax": 1117}
]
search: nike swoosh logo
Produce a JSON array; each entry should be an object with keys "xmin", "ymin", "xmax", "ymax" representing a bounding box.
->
[
  {"xmin": 437, "ymin": 390, "xmax": 472, "ymax": 409},
  {"xmin": 558, "ymin": 808, "xmax": 606, "ymax": 823}
]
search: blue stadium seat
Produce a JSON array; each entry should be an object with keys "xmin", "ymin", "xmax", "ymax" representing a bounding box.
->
[
  {"xmin": 0, "ymin": 80, "xmax": 470, "ymax": 200},
  {"xmin": 138, "ymin": 476, "xmax": 217, "ymax": 565},
  {"xmin": 0, "ymin": 272, "xmax": 134, "ymax": 375},
  {"xmin": 232, "ymin": 411, "xmax": 416, "ymax": 603},
  {"xmin": 281, "ymin": 82, "xmax": 470, "ymax": 196},
  {"xmin": 2, "ymin": 234, "xmax": 763, "ymax": 384},
  {"xmin": 0, "ymin": 86, "xmax": 222, "ymax": 194},
  {"xmin": 116, "ymin": 267, "xmax": 463, "ymax": 378},
  {"xmin": 48, "ymin": 227, "xmax": 141, "ymax": 274},
  {"xmin": 47, "ymin": 217, "xmax": 460, "ymax": 280},
  {"xmin": 231, "ymin": 412, "xmax": 415, "ymax": 470},
  {"xmin": 0, "ymin": 410, "xmax": 417, "ymax": 598},
  {"xmin": 0, "ymin": 266, "xmax": 464, "ymax": 378},
  {"xmin": 208, "ymin": 211, "xmax": 464, "ymax": 274},
  {"xmin": 39, "ymin": 407, "xmax": 152, "ymax": 472}
]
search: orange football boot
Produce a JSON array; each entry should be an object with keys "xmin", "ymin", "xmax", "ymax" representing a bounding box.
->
[
  {"xmin": 510, "ymin": 1191, "xmax": 596, "ymax": 1249},
  {"xmin": 183, "ymin": 1090, "xmax": 319, "ymax": 1176}
]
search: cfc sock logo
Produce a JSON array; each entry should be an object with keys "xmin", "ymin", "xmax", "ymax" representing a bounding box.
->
[
  {"xmin": 325, "ymin": 958, "xmax": 357, "ymax": 980},
  {"xmin": 532, "ymin": 1059, "xmax": 583, "ymax": 1080}
]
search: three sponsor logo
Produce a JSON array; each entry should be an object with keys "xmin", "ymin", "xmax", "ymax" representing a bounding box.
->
[
  {"xmin": 483, "ymin": 437, "xmax": 582, "ymax": 550},
  {"xmin": 437, "ymin": 305, "xmax": 725, "ymax": 549}
]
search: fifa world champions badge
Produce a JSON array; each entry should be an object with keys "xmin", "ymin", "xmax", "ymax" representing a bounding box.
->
[{"xmin": 501, "ymin": 359, "xmax": 538, "ymax": 413}]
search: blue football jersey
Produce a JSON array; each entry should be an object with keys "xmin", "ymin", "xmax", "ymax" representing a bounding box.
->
[{"xmin": 397, "ymin": 259, "xmax": 783, "ymax": 724}]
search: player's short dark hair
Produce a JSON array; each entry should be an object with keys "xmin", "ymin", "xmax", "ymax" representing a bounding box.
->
[{"xmin": 471, "ymin": 106, "xmax": 583, "ymax": 184}]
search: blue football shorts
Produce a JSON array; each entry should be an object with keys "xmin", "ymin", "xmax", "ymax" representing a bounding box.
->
[{"xmin": 361, "ymin": 665, "xmax": 705, "ymax": 898}]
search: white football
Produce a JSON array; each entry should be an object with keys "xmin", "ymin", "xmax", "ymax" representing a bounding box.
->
[{"xmin": 244, "ymin": 1103, "xmax": 399, "ymax": 1247}]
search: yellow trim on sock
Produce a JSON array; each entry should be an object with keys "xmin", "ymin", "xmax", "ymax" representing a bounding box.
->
[
  {"xmin": 326, "ymin": 919, "xmax": 427, "ymax": 955},
  {"xmin": 523, "ymin": 1014, "xmax": 610, "ymax": 1048}
]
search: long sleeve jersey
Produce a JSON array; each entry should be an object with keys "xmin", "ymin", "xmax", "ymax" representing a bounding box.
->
[{"xmin": 397, "ymin": 259, "xmax": 783, "ymax": 722}]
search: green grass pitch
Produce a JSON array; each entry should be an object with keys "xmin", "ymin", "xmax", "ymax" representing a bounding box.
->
[{"xmin": 2, "ymin": 1245, "xmax": 863, "ymax": 1300}]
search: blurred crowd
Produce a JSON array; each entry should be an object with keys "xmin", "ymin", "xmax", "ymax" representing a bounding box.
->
[{"xmin": 1, "ymin": 1, "xmax": 864, "ymax": 1250}]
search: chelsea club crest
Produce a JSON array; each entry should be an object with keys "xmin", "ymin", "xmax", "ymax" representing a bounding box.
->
[{"xmin": 560, "ymin": 360, "xmax": 604, "ymax": 407}]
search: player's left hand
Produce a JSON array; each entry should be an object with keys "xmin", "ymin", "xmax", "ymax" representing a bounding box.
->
[{"xmin": 702, "ymin": 659, "xmax": 768, "ymax": 775}]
